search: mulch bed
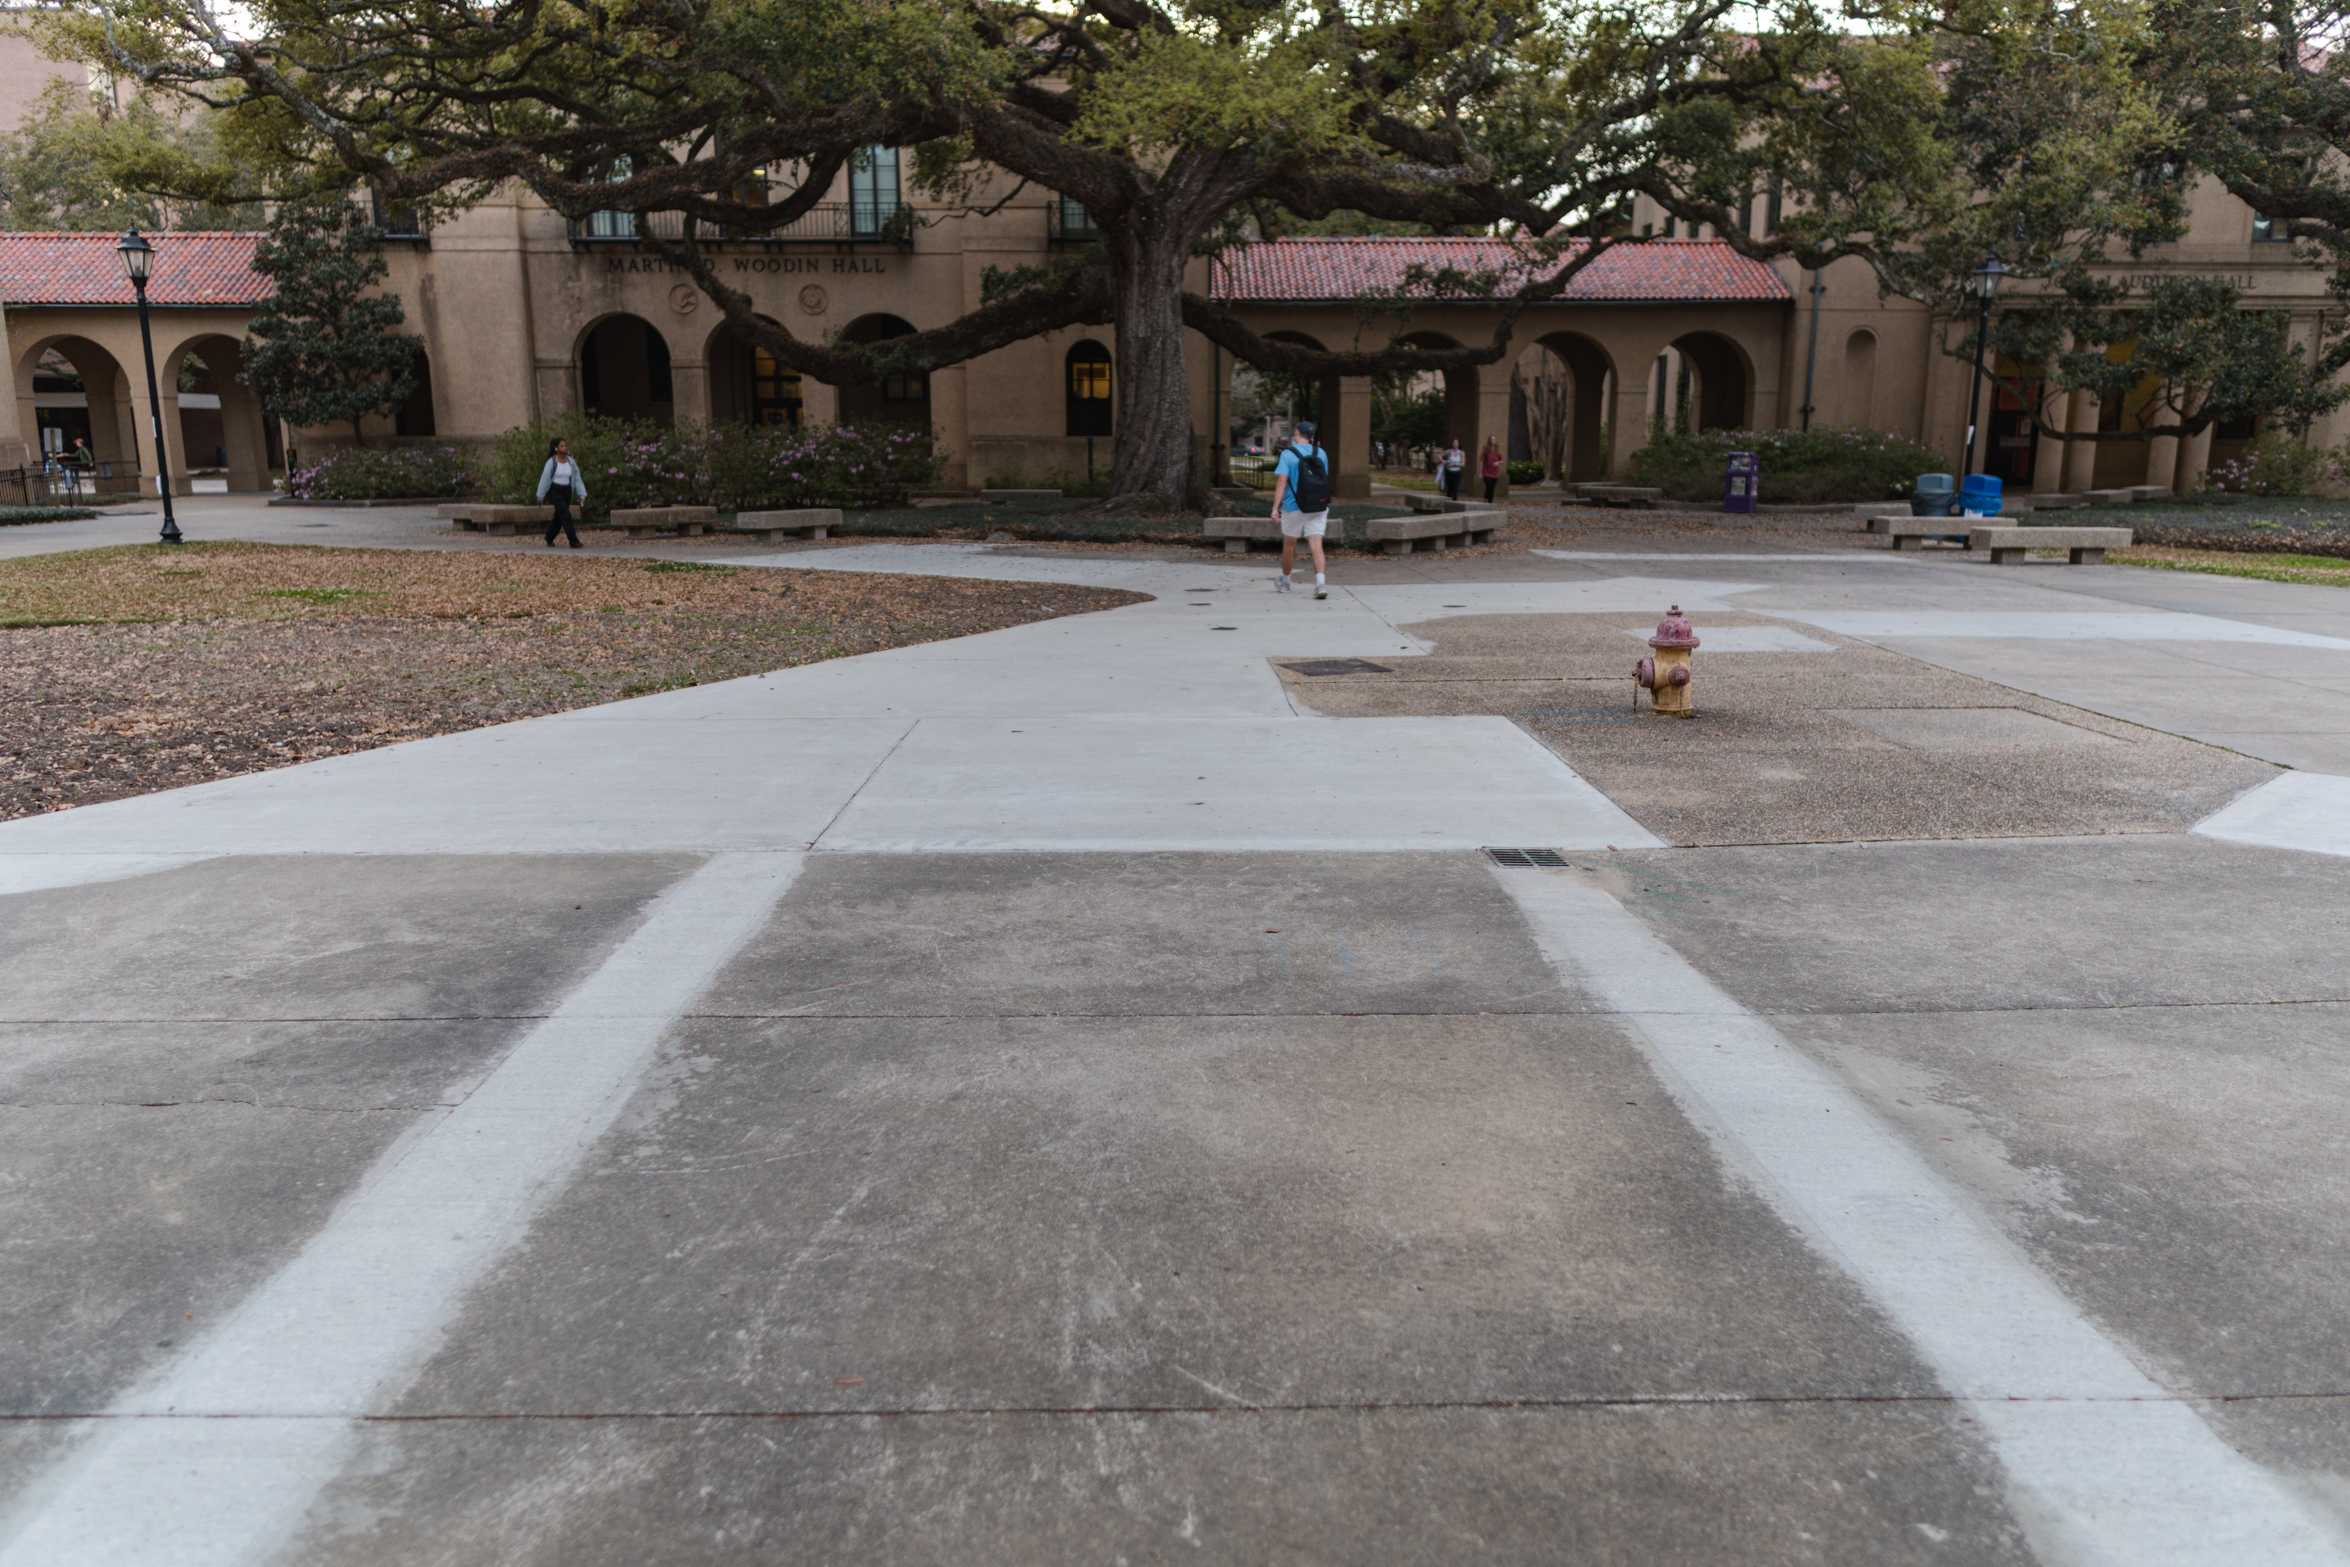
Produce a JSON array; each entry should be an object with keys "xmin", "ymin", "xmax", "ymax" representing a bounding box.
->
[
  {"xmin": 0, "ymin": 542, "xmax": 1140, "ymax": 819},
  {"xmin": 2123, "ymin": 498, "xmax": 2350, "ymax": 559}
]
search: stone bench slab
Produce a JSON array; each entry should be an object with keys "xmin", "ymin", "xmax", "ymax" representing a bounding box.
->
[
  {"xmin": 1969, "ymin": 525, "xmax": 2133, "ymax": 564},
  {"xmin": 1866, "ymin": 516, "xmax": 1974, "ymax": 548},
  {"xmin": 722, "ymin": 507, "xmax": 840, "ymax": 540},
  {"xmin": 439, "ymin": 503, "xmax": 553, "ymax": 536},
  {"xmin": 598, "ymin": 505, "xmax": 718, "ymax": 538},
  {"xmin": 2079, "ymin": 488, "xmax": 2138, "ymax": 505}
]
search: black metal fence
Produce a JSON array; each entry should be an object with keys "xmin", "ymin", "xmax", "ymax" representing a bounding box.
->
[{"xmin": 0, "ymin": 463, "xmax": 142, "ymax": 505}]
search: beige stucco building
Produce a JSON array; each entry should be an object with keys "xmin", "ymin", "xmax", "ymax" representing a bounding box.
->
[{"xmin": 0, "ymin": 126, "xmax": 2338, "ymax": 503}]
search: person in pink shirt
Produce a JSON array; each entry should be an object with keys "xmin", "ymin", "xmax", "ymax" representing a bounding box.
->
[{"xmin": 1479, "ymin": 437, "xmax": 1504, "ymax": 503}]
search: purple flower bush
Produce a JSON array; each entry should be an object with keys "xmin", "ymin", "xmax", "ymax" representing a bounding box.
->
[
  {"xmin": 287, "ymin": 443, "xmax": 469, "ymax": 501},
  {"xmin": 2200, "ymin": 432, "xmax": 2347, "ymax": 498}
]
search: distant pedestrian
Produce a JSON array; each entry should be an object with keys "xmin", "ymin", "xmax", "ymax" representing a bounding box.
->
[
  {"xmin": 64, "ymin": 435, "xmax": 93, "ymax": 494},
  {"xmin": 1440, "ymin": 436, "xmax": 1465, "ymax": 501},
  {"xmin": 1480, "ymin": 437, "xmax": 1503, "ymax": 503},
  {"xmin": 537, "ymin": 437, "xmax": 587, "ymax": 549},
  {"xmin": 1269, "ymin": 418, "xmax": 1332, "ymax": 600}
]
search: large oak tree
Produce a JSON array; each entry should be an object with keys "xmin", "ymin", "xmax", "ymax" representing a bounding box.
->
[{"xmin": 51, "ymin": 0, "xmax": 1988, "ymax": 506}]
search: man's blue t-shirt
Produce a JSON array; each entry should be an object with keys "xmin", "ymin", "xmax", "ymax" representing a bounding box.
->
[{"xmin": 1274, "ymin": 443, "xmax": 1328, "ymax": 514}]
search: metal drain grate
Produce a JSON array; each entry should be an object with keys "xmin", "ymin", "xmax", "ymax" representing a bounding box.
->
[
  {"xmin": 1484, "ymin": 847, "xmax": 1569, "ymax": 868},
  {"xmin": 1283, "ymin": 658, "xmax": 1392, "ymax": 677}
]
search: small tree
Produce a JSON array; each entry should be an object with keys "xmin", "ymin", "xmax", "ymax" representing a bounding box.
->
[{"xmin": 243, "ymin": 202, "xmax": 419, "ymax": 447}]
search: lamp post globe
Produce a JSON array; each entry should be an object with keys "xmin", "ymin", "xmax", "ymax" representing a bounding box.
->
[
  {"xmin": 1961, "ymin": 253, "xmax": 2007, "ymax": 479},
  {"xmin": 116, "ymin": 227, "xmax": 181, "ymax": 544}
]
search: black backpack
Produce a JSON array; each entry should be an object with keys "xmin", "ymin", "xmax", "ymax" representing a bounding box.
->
[{"xmin": 1290, "ymin": 445, "xmax": 1332, "ymax": 512}]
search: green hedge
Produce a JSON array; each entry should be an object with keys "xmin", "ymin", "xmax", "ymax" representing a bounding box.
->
[
  {"xmin": 478, "ymin": 415, "xmax": 941, "ymax": 520},
  {"xmin": 1628, "ymin": 427, "xmax": 1946, "ymax": 504},
  {"xmin": 1506, "ymin": 460, "xmax": 1545, "ymax": 485},
  {"xmin": 0, "ymin": 505, "xmax": 98, "ymax": 525}
]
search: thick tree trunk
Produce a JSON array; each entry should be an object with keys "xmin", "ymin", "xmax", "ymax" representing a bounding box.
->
[{"xmin": 1105, "ymin": 226, "xmax": 1208, "ymax": 512}]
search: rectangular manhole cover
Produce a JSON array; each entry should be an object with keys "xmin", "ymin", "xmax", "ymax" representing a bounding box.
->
[
  {"xmin": 1485, "ymin": 847, "xmax": 1569, "ymax": 868},
  {"xmin": 1283, "ymin": 659, "xmax": 1392, "ymax": 677}
]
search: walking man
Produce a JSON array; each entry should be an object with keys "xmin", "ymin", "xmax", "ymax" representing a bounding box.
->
[{"xmin": 1269, "ymin": 419, "xmax": 1332, "ymax": 600}]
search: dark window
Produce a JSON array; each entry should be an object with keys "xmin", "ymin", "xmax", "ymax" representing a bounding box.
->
[
  {"xmin": 1662, "ymin": 214, "xmax": 1678, "ymax": 239},
  {"xmin": 1066, "ymin": 340, "xmax": 1112, "ymax": 437},
  {"xmin": 2253, "ymin": 212, "xmax": 2291, "ymax": 243},
  {"xmin": 371, "ymin": 194, "xmax": 425, "ymax": 237},
  {"xmin": 2215, "ymin": 412, "xmax": 2259, "ymax": 441},
  {"xmin": 1739, "ymin": 187, "xmax": 1755, "ymax": 238},
  {"xmin": 1765, "ymin": 175, "xmax": 1784, "ymax": 234},
  {"xmin": 753, "ymin": 344, "xmax": 801, "ymax": 427}
]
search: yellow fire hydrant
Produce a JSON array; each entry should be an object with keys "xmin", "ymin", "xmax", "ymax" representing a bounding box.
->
[{"xmin": 1634, "ymin": 605, "xmax": 1699, "ymax": 718}]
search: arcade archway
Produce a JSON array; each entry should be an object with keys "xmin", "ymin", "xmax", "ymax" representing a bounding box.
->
[
  {"xmin": 837, "ymin": 314, "xmax": 929, "ymax": 426},
  {"xmin": 707, "ymin": 318, "xmax": 803, "ymax": 427},
  {"xmin": 578, "ymin": 314, "xmax": 675, "ymax": 424}
]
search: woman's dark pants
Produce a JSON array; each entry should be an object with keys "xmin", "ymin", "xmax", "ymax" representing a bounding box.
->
[
  {"xmin": 546, "ymin": 495, "xmax": 580, "ymax": 547},
  {"xmin": 1484, "ymin": 477, "xmax": 1497, "ymax": 502}
]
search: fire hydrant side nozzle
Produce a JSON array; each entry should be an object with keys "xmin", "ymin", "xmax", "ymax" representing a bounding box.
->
[{"xmin": 1635, "ymin": 605, "xmax": 1699, "ymax": 718}]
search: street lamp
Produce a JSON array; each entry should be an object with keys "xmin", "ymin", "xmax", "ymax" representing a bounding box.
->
[
  {"xmin": 1961, "ymin": 252, "xmax": 2009, "ymax": 479},
  {"xmin": 116, "ymin": 228, "xmax": 181, "ymax": 544}
]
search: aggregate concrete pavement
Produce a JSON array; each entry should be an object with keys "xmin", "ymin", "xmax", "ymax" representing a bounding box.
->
[{"xmin": 5, "ymin": 498, "xmax": 2350, "ymax": 1564}]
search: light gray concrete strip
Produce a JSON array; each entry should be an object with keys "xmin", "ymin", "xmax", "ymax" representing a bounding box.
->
[
  {"xmin": 2194, "ymin": 772, "xmax": 2350, "ymax": 858},
  {"xmin": 1491, "ymin": 864, "xmax": 2350, "ymax": 1567},
  {"xmin": 1795, "ymin": 609, "xmax": 2350, "ymax": 649},
  {"xmin": 0, "ymin": 855, "xmax": 213, "ymax": 897},
  {"xmin": 816, "ymin": 715, "xmax": 1663, "ymax": 852},
  {"xmin": 0, "ymin": 851, "xmax": 804, "ymax": 1567}
]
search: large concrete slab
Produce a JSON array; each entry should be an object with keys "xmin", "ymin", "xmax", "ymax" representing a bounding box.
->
[
  {"xmin": 818, "ymin": 716, "xmax": 1662, "ymax": 851},
  {"xmin": 1605, "ymin": 834, "xmax": 2350, "ymax": 1014},
  {"xmin": 274, "ymin": 1404, "xmax": 2032, "ymax": 1566},
  {"xmin": 387, "ymin": 1011, "xmax": 1940, "ymax": 1414},
  {"xmin": 0, "ymin": 716, "xmax": 912, "ymax": 855},
  {"xmin": 699, "ymin": 852, "xmax": 1589, "ymax": 1017},
  {"xmin": 2197, "ymin": 770, "xmax": 2350, "ymax": 858}
]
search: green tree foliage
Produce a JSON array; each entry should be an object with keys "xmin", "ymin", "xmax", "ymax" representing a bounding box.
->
[
  {"xmin": 42, "ymin": 0, "xmax": 1980, "ymax": 507},
  {"xmin": 0, "ymin": 79, "xmax": 259, "ymax": 231},
  {"xmin": 242, "ymin": 202, "xmax": 420, "ymax": 445}
]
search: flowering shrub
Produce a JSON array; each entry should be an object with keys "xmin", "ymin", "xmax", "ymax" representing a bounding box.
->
[
  {"xmin": 707, "ymin": 422, "xmax": 941, "ymax": 510},
  {"xmin": 477, "ymin": 416, "xmax": 709, "ymax": 519},
  {"xmin": 2200, "ymin": 431, "xmax": 2349, "ymax": 498},
  {"xmin": 1506, "ymin": 460, "xmax": 1546, "ymax": 486},
  {"xmin": 479, "ymin": 416, "xmax": 938, "ymax": 519},
  {"xmin": 1629, "ymin": 426, "xmax": 1947, "ymax": 504},
  {"xmin": 287, "ymin": 444, "xmax": 469, "ymax": 501}
]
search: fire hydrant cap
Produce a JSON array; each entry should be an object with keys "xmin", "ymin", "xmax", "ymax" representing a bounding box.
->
[{"xmin": 1648, "ymin": 605, "xmax": 1700, "ymax": 650}]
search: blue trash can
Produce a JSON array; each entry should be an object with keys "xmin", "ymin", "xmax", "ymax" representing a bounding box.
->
[
  {"xmin": 1723, "ymin": 451, "xmax": 1759, "ymax": 514},
  {"xmin": 1958, "ymin": 473, "xmax": 2004, "ymax": 517},
  {"xmin": 1911, "ymin": 473, "xmax": 1955, "ymax": 516}
]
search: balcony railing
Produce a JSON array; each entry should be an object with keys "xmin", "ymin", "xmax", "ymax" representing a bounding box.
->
[{"xmin": 569, "ymin": 201, "xmax": 915, "ymax": 248}]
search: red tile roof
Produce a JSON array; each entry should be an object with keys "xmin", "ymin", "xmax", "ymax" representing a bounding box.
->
[
  {"xmin": 1210, "ymin": 236, "xmax": 1789, "ymax": 305},
  {"xmin": 0, "ymin": 231, "xmax": 270, "ymax": 309}
]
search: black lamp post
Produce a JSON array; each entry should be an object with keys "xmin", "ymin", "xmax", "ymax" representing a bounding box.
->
[
  {"xmin": 116, "ymin": 228, "xmax": 181, "ymax": 544},
  {"xmin": 1960, "ymin": 252, "xmax": 2009, "ymax": 478}
]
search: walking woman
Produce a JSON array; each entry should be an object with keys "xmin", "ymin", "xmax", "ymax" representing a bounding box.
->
[
  {"xmin": 1479, "ymin": 437, "xmax": 1504, "ymax": 503},
  {"xmin": 1439, "ymin": 436, "xmax": 1465, "ymax": 501},
  {"xmin": 537, "ymin": 437, "xmax": 587, "ymax": 548}
]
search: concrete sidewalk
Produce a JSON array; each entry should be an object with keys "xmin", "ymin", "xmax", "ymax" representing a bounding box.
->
[{"xmin": 3, "ymin": 501, "xmax": 2349, "ymax": 1564}]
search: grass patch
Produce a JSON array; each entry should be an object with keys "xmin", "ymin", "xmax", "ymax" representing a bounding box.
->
[
  {"xmin": 2114, "ymin": 546, "xmax": 2350, "ymax": 587},
  {"xmin": 643, "ymin": 559, "xmax": 738, "ymax": 575},
  {"xmin": 260, "ymin": 586, "xmax": 378, "ymax": 606}
]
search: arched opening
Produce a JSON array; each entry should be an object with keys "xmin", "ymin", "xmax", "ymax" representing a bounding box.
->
[
  {"xmin": 1398, "ymin": 330, "xmax": 1496, "ymax": 497},
  {"xmin": 166, "ymin": 334, "xmax": 273, "ymax": 494},
  {"xmin": 1518, "ymin": 332, "xmax": 1617, "ymax": 482},
  {"xmin": 1065, "ymin": 339, "xmax": 1112, "ymax": 437},
  {"xmin": 1837, "ymin": 330, "xmax": 1878, "ymax": 432},
  {"xmin": 837, "ymin": 314, "xmax": 928, "ymax": 426},
  {"xmin": 578, "ymin": 314, "xmax": 675, "ymax": 425},
  {"xmin": 1663, "ymin": 330, "xmax": 1753, "ymax": 434},
  {"xmin": 17, "ymin": 335, "xmax": 137, "ymax": 491},
  {"xmin": 394, "ymin": 345, "xmax": 437, "ymax": 437},
  {"xmin": 708, "ymin": 317, "xmax": 802, "ymax": 427}
]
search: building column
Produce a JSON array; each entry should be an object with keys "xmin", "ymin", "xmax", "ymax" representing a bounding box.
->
[
  {"xmin": 219, "ymin": 384, "xmax": 270, "ymax": 494},
  {"xmin": 669, "ymin": 360, "xmax": 710, "ymax": 427},
  {"xmin": 535, "ymin": 358, "xmax": 576, "ymax": 419},
  {"xmin": 2061, "ymin": 388, "xmax": 2100, "ymax": 492},
  {"xmin": 2175, "ymin": 418, "xmax": 2214, "ymax": 494},
  {"xmin": 1331, "ymin": 374, "xmax": 1372, "ymax": 500},
  {"xmin": 929, "ymin": 364, "xmax": 968, "ymax": 490},
  {"xmin": 2144, "ymin": 428, "xmax": 2180, "ymax": 495},
  {"xmin": 800, "ymin": 379, "xmax": 840, "ymax": 427},
  {"xmin": 128, "ymin": 380, "xmax": 192, "ymax": 497},
  {"xmin": 1473, "ymin": 373, "xmax": 1513, "ymax": 501},
  {"xmin": 2031, "ymin": 377, "xmax": 2070, "ymax": 494},
  {"xmin": 1611, "ymin": 373, "xmax": 1653, "ymax": 474}
]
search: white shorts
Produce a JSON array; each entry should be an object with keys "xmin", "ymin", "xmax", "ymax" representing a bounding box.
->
[{"xmin": 1280, "ymin": 509, "xmax": 1329, "ymax": 539}]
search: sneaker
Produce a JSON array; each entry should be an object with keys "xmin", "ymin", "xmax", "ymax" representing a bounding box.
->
[
  {"xmin": 1314, "ymin": 585, "xmax": 1328, "ymax": 600},
  {"xmin": 1275, "ymin": 575, "xmax": 1293, "ymax": 593}
]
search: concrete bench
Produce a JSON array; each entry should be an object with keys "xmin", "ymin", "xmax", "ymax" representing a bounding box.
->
[
  {"xmin": 720, "ymin": 508, "xmax": 839, "ymax": 541},
  {"xmin": 1203, "ymin": 517, "xmax": 1303, "ymax": 552},
  {"xmin": 2028, "ymin": 492, "xmax": 2087, "ymax": 510},
  {"xmin": 2080, "ymin": 488, "xmax": 2138, "ymax": 506},
  {"xmin": 1969, "ymin": 525, "xmax": 2133, "ymax": 564},
  {"xmin": 598, "ymin": 505, "xmax": 718, "ymax": 538},
  {"xmin": 1573, "ymin": 484, "xmax": 1662, "ymax": 508},
  {"xmin": 2131, "ymin": 485, "xmax": 2174, "ymax": 502},
  {"xmin": 1866, "ymin": 515, "xmax": 1974, "ymax": 548},
  {"xmin": 439, "ymin": 503, "xmax": 553, "ymax": 536},
  {"xmin": 1364, "ymin": 511, "xmax": 1503, "ymax": 556},
  {"xmin": 1403, "ymin": 492, "xmax": 1473, "ymax": 514}
]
